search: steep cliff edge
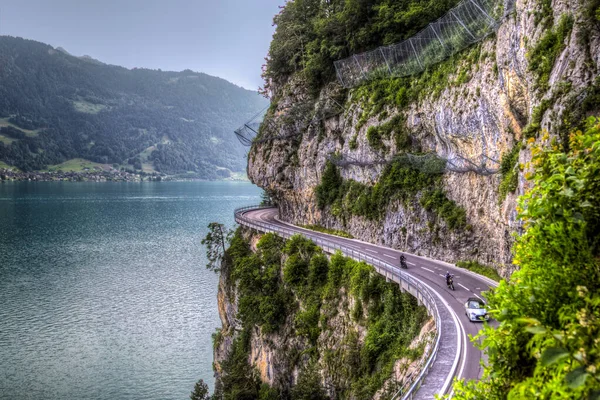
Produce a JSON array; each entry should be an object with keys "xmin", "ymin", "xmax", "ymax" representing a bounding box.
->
[
  {"xmin": 212, "ymin": 228, "xmax": 434, "ymax": 399},
  {"xmin": 247, "ymin": 0, "xmax": 600, "ymax": 276}
]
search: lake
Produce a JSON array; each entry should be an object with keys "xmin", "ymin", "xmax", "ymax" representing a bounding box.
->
[{"xmin": 0, "ymin": 181, "xmax": 261, "ymax": 400}]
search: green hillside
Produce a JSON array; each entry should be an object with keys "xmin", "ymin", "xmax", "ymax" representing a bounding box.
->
[{"xmin": 0, "ymin": 36, "xmax": 267, "ymax": 177}]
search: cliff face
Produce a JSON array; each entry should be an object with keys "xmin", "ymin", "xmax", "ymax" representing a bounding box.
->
[
  {"xmin": 213, "ymin": 228, "xmax": 434, "ymax": 399},
  {"xmin": 248, "ymin": 0, "xmax": 600, "ymax": 276}
]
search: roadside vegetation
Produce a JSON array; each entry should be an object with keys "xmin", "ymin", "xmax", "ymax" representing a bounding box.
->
[
  {"xmin": 299, "ymin": 224, "xmax": 354, "ymax": 239},
  {"xmin": 201, "ymin": 226, "xmax": 428, "ymax": 399},
  {"xmin": 456, "ymin": 261, "xmax": 502, "ymax": 282},
  {"xmin": 453, "ymin": 118, "xmax": 600, "ymax": 399}
]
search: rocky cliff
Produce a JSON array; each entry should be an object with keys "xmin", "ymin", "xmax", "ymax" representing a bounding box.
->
[
  {"xmin": 212, "ymin": 228, "xmax": 434, "ymax": 399},
  {"xmin": 247, "ymin": 0, "xmax": 600, "ymax": 276}
]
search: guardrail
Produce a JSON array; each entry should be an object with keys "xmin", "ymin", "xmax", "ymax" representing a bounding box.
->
[{"xmin": 234, "ymin": 205, "xmax": 444, "ymax": 399}]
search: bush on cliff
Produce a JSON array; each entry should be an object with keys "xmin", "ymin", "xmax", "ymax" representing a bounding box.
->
[
  {"xmin": 315, "ymin": 160, "xmax": 467, "ymax": 230},
  {"xmin": 219, "ymin": 230, "xmax": 428, "ymax": 399}
]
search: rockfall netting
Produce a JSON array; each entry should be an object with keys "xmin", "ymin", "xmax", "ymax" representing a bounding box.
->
[{"xmin": 334, "ymin": 0, "xmax": 515, "ymax": 88}]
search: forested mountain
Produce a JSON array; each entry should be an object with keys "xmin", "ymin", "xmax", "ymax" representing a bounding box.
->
[{"xmin": 0, "ymin": 36, "xmax": 267, "ymax": 177}]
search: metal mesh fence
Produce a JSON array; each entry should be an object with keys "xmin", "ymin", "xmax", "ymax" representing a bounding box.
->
[
  {"xmin": 234, "ymin": 106, "xmax": 269, "ymax": 146},
  {"xmin": 234, "ymin": 95, "xmax": 346, "ymax": 147},
  {"xmin": 334, "ymin": 0, "xmax": 515, "ymax": 88},
  {"xmin": 328, "ymin": 152, "xmax": 500, "ymax": 175}
]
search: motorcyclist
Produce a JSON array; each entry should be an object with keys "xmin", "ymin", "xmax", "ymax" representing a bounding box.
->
[
  {"xmin": 400, "ymin": 254, "xmax": 406, "ymax": 266},
  {"xmin": 445, "ymin": 271, "xmax": 453, "ymax": 286}
]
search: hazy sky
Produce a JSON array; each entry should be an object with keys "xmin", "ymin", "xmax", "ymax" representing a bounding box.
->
[{"xmin": 0, "ymin": 0, "xmax": 285, "ymax": 90}]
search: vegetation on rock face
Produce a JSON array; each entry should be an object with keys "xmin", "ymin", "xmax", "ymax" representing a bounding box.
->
[
  {"xmin": 351, "ymin": 44, "xmax": 484, "ymax": 128},
  {"xmin": 528, "ymin": 14, "xmax": 574, "ymax": 92},
  {"xmin": 452, "ymin": 118, "xmax": 600, "ymax": 399},
  {"xmin": 214, "ymin": 229, "xmax": 428, "ymax": 399},
  {"xmin": 315, "ymin": 160, "xmax": 467, "ymax": 230},
  {"xmin": 299, "ymin": 224, "xmax": 354, "ymax": 239},
  {"xmin": 0, "ymin": 36, "xmax": 267, "ymax": 175},
  {"xmin": 262, "ymin": 0, "xmax": 460, "ymax": 94},
  {"xmin": 498, "ymin": 145, "xmax": 520, "ymax": 202}
]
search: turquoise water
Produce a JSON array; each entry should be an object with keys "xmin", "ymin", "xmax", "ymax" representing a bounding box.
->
[{"xmin": 0, "ymin": 181, "xmax": 261, "ymax": 400}]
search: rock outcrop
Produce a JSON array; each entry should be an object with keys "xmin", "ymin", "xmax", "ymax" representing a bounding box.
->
[{"xmin": 248, "ymin": 0, "xmax": 600, "ymax": 277}]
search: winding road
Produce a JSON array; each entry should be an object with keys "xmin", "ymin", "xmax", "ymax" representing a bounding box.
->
[{"xmin": 236, "ymin": 206, "xmax": 498, "ymax": 399}]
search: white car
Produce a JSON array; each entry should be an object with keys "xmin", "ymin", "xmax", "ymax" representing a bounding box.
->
[{"xmin": 465, "ymin": 297, "xmax": 489, "ymax": 322}]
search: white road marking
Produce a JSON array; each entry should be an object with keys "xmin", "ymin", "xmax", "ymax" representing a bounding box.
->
[
  {"xmin": 473, "ymin": 293, "xmax": 485, "ymax": 302},
  {"xmin": 457, "ymin": 283, "xmax": 470, "ymax": 291},
  {"xmin": 439, "ymin": 274, "xmax": 445, "ymax": 277},
  {"xmin": 476, "ymin": 287, "xmax": 481, "ymax": 290},
  {"xmin": 365, "ymin": 248, "xmax": 378, "ymax": 254},
  {"xmin": 421, "ymin": 267, "xmax": 436, "ymax": 273},
  {"xmin": 383, "ymin": 254, "xmax": 396, "ymax": 259},
  {"xmin": 407, "ymin": 261, "xmax": 416, "ymax": 266}
]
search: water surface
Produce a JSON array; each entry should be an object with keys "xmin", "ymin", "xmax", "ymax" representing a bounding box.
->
[{"xmin": 0, "ymin": 181, "xmax": 261, "ymax": 400}]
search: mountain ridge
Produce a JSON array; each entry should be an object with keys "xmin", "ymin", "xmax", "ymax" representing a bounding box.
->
[{"xmin": 0, "ymin": 35, "xmax": 267, "ymax": 177}]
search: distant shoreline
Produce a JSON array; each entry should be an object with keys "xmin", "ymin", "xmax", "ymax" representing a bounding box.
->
[{"xmin": 0, "ymin": 168, "xmax": 249, "ymax": 183}]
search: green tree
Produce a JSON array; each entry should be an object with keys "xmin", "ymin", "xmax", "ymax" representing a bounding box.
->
[
  {"xmin": 190, "ymin": 379, "xmax": 210, "ymax": 400},
  {"xmin": 201, "ymin": 222, "xmax": 233, "ymax": 272}
]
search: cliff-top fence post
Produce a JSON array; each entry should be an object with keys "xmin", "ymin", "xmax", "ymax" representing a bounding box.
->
[
  {"xmin": 379, "ymin": 47, "xmax": 393, "ymax": 76},
  {"xmin": 408, "ymin": 37, "xmax": 423, "ymax": 70},
  {"xmin": 353, "ymin": 54, "xmax": 367, "ymax": 82}
]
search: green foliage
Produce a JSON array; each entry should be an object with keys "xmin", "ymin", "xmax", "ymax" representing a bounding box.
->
[
  {"xmin": 315, "ymin": 159, "xmax": 467, "ymax": 230},
  {"xmin": 258, "ymin": 384, "xmax": 281, "ymax": 400},
  {"xmin": 366, "ymin": 126, "xmax": 385, "ymax": 151},
  {"xmin": 315, "ymin": 161, "xmax": 343, "ymax": 209},
  {"xmin": 201, "ymin": 222, "xmax": 233, "ymax": 273},
  {"xmin": 263, "ymin": 0, "xmax": 460, "ymax": 94},
  {"xmin": 498, "ymin": 146, "xmax": 520, "ymax": 202},
  {"xmin": 455, "ymin": 260, "xmax": 502, "ymax": 282},
  {"xmin": 218, "ymin": 328, "xmax": 262, "ymax": 400},
  {"xmin": 523, "ymin": 98, "xmax": 552, "ymax": 138},
  {"xmin": 365, "ymin": 114, "xmax": 411, "ymax": 153},
  {"xmin": 228, "ymin": 230, "xmax": 292, "ymax": 333},
  {"xmin": 528, "ymin": 14, "xmax": 574, "ymax": 92},
  {"xmin": 300, "ymin": 224, "xmax": 354, "ymax": 239},
  {"xmin": 0, "ymin": 36, "xmax": 267, "ymax": 174},
  {"xmin": 533, "ymin": 0, "xmax": 554, "ymax": 29},
  {"xmin": 223, "ymin": 231, "xmax": 428, "ymax": 399},
  {"xmin": 291, "ymin": 363, "xmax": 328, "ymax": 400},
  {"xmin": 420, "ymin": 189, "xmax": 467, "ymax": 230},
  {"xmin": 452, "ymin": 117, "xmax": 600, "ymax": 399},
  {"xmin": 349, "ymin": 134, "xmax": 359, "ymax": 150},
  {"xmin": 190, "ymin": 379, "xmax": 211, "ymax": 400},
  {"xmin": 351, "ymin": 45, "xmax": 483, "ymax": 123}
]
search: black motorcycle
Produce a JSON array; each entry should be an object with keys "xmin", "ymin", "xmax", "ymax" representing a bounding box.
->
[
  {"xmin": 447, "ymin": 276, "xmax": 455, "ymax": 291},
  {"xmin": 400, "ymin": 258, "xmax": 408, "ymax": 269}
]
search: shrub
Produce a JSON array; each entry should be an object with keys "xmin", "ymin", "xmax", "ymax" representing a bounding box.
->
[
  {"xmin": 315, "ymin": 161, "xmax": 343, "ymax": 209},
  {"xmin": 528, "ymin": 14, "xmax": 574, "ymax": 92},
  {"xmin": 498, "ymin": 145, "xmax": 520, "ymax": 202},
  {"xmin": 453, "ymin": 117, "xmax": 600, "ymax": 399}
]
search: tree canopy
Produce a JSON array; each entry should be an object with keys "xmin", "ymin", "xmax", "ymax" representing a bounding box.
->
[{"xmin": 262, "ymin": 0, "xmax": 458, "ymax": 93}]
